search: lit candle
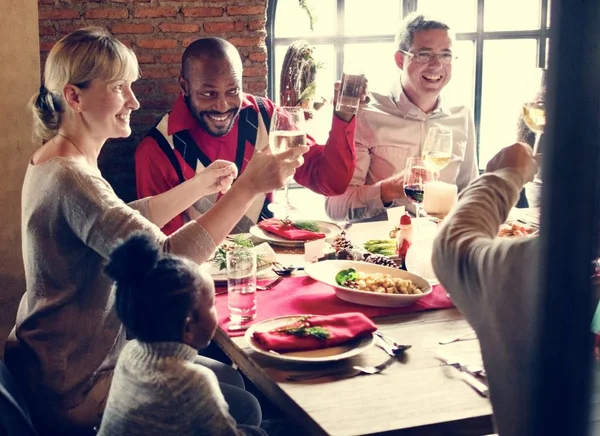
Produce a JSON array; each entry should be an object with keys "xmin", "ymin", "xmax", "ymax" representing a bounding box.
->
[{"xmin": 423, "ymin": 181, "xmax": 458, "ymax": 217}]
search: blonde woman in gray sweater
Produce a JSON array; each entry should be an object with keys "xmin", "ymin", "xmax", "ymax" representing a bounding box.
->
[
  {"xmin": 4, "ymin": 27, "xmax": 308, "ymax": 435},
  {"xmin": 99, "ymin": 232, "xmax": 266, "ymax": 436}
]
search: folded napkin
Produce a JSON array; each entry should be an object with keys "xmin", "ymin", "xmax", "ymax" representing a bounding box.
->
[
  {"xmin": 258, "ymin": 218, "xmax": 326, "ymax": 241},
  {"xmin": 252, "ymin": 312, "xmax": 377, "ymax": 353}
]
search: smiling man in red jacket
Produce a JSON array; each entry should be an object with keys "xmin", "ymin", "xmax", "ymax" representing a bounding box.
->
[{"xmin": 135, "ymin": 37, "xmax": 363, "ymax": 235}]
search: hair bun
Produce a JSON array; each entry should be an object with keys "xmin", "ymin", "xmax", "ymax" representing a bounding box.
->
[{"xmin": 105, "ymin": 232, "xmax": 161, "ymax": 285}]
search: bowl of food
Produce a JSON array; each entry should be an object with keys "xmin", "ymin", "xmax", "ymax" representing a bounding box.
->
[
  {"xmin": 498, "ymin": 221, "xmax": 538, "ymax": 238},
  {"xmin": 304, "ymin": 260, "xmax": 432, "ymax": 307}
]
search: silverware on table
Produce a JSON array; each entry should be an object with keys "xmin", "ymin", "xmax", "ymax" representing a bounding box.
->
[
  {"xmin": 373, "ymin": 331, "xmax": 411, "ymax": 356},
  {"xmin": 286, "ymin": 355, "xmax": 398, "ymax": 382},
  {"xmin": 438, "ymin": 330, "xmax": 477, "ymax": 345},
  {"xmin": 271, "ymin": 262, "xmax": 304, "ymax": 277},
  {"xmin": 435, "ymin": 353, "xmax": 489, "ymax": 398},
  {"xmin": 256, "ymin": 276, "xmax": 284, "ymax": 291}
]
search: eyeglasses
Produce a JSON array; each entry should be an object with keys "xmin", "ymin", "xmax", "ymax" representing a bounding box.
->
[{"xmin": 400, "ymin": 50, "xmax": 456, "ymax": 64}]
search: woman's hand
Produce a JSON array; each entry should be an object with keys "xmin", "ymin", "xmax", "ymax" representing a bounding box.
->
[
  {"xmin": 238, "ymin": 146, "xmax": 310, "ymax": 195},
  {"xmin": 194, "ymin": 160, "xmax": 238, "ymax": 196}
]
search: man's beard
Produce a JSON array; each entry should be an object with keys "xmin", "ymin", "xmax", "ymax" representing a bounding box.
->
[{"xmin": 185, "ymin": 96, "xmax": 239, "ymax": 137}]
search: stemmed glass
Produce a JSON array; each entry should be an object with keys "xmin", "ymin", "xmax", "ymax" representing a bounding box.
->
[
  {"xmin": 403, "ymin": 157, "xmax": 434, "ymax": 222},
  {"xmin": 267, "ymin": 106, "xmax": 307, "ymax": 216},
  {"xmin": 422, "ymin": 126, "xmax": 453, "ymax": 176},
  {"xmin": 521, "ymin": 68, "xmax": 547, "ymax": 155}
]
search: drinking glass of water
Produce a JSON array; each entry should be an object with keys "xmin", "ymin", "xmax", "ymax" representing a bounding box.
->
[{"xmin": 227, "ymin": 248, "xmax": 257, "ymax": 324}]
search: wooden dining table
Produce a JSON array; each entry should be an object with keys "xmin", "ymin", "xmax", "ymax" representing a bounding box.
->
[{"xmin": 212, "ymin": 220, "xmax": 495, "ymax": 436}]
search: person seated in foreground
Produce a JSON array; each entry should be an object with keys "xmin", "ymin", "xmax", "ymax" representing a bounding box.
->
[
  {"xmin": 325, "ymin": 13, "xmax": 478, "ymax": 222},
  {"xmin": 135, "ymin": 37, "xmax": 367, "ymax": 235},
  {"xmin": 98, "ymin": 233, "xmax": 266, "ymax": 436},
  {"xmin": 5, "ymin": 27, "xmax": 306, "ymax": 435},
  {"xmin": 432, "ymin": 142, "xmax": 539, "ymax": 436}
]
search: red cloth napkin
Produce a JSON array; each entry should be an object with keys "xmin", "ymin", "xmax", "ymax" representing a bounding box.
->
[
  {"xmin": 252, "ymin": 312, "xmax": 377, "ymax": 353},
  {"xmin": 257, "ymin": 218, "xmax": 325, "ymax": 240}
]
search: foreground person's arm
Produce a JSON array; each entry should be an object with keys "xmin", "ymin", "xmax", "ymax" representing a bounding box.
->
[{"xmin": 431, "ymin": 143, "xmax": 539, "ymax": 436}]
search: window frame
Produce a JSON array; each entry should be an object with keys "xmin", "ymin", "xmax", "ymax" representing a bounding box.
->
[{"xmin": 266, "ymin": 0, "xmax": 551, "ymax": 167}]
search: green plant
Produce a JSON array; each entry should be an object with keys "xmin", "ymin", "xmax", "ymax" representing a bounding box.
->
[{"xmin": 298, "ymin": 0, "xmax": 315, "ymax": 31}]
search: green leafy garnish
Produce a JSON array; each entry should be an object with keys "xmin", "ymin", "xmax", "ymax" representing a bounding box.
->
[
  {"xmin": 274, "ymin": 315, "xmax": 331, "ymax": 340},
  {"xmin": 211, "ymin": 235, "xmax": 263, "ymax": 271},
  {"xmin": 335, "ymin": 268, "xmax": 358, "ymax": 287},
  {"xmin": 281, "ymin": 217, "xmax": 320, "ymax": 233},
  {"xmin": 293, "ymin": 220, "xmax": 320, "ymax": 232},
  {"xmin": 281, "ymin": 325, "xmax": 331, "ymax": 340}
]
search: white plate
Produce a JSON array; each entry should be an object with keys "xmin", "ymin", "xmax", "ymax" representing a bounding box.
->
[
  {"xmin": 304, "ymin": 260, "xmax": 432, "ymax": 307},
  {"xmin": 249, "ymin": 220, "xmax": 342, "ymax": 247},
  {"xmin": 244, "ymin": 315, "xmax": 374, "ymax": 363}
]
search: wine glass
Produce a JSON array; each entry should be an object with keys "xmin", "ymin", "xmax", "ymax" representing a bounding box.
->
[
  {"xmin": 521, "ymin": 68, "xmax": 547, "ymax": 155},
  {"xmin": 403, "ymin": 157, "xmax": 434, "ymax": 223},
  {"xmin": 422, "ymin": 126, "xmax": 453, "ymax": 175},
  {"xmin": 267, "ymin": 106, "xmax": 307, "ymax": 216}
]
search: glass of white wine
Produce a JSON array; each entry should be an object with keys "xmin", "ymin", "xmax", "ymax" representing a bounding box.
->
[
  {"xmin": 521, "ymin": 68, "xmax": 546, "ymax": 155},
  {"xmin": 422, "ymin": 126, "xmax": 453, "ymax": 175},
  {"xmin": 267, "ymin": 106, "xmax": 307, "ymax": 216}
]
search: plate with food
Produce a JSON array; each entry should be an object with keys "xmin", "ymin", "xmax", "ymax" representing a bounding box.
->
[
  {"xmin": 244, "ymin": 315, "xmax": 375, "ymax": 363},
  {"xmin": 498, "ymin": 221, "xmax": 538, "ymax": 238},
  {"xmin": 304, "ymin": 260, "xmax": 432, "ymax": 307},
  {"xmin": 249, "ymin": 218, "xmax": 342, "ymax": 247},
  {"xmin": 205, "ymin": 235, "xmax": 276, "ymax": 285}
]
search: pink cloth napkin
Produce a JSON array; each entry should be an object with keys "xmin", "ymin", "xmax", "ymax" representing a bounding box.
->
[
  {"xmin": 252, "ymin": 313, "xmax": 377, "ymax": 352},
  {"xmin": 216, "ymin": 276, "xmax": 454, "ymax": 337},
  {"xmin": 257, "ymin": 218, "xmax": 325, "ymax": 240}
]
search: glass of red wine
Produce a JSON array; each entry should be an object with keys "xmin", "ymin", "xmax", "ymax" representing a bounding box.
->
[{"xmin": 403, "ymin": 157, "xmax": 434, "ymax": 223}]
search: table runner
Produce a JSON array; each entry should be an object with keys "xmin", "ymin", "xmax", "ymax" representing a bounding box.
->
[{"xmin": 216, "ymin": 276, "xmax": 453, "ymax": 337}]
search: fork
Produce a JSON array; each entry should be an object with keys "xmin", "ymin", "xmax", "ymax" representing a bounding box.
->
[
  {"xmin": 257, "ymin": 276, "xmax": 284, "ymax": 291},
  {"xmin": 438, "ymin": 330, "xmax": 477, "ymax": 345},
  {"xmin": 286, "ymin": 355, "xmax": 398, "ymax": 381}
]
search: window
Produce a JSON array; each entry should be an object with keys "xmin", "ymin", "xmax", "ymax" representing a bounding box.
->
[{"xmin": 267, "ymin": 0, "xmax": 551, "ymax": 169}]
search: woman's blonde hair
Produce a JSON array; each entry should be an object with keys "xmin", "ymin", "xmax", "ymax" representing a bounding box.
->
[{"xmin": 31, "ymin": 27, "xmax": 140, "ymax": 141}]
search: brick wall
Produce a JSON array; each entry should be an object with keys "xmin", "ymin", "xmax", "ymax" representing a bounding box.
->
[{"xmin": 38, "ymin": 0, "xmax": 268, "ymax": 202}]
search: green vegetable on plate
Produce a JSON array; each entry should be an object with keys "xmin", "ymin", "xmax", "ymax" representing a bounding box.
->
[{"xmin": 335, "ymin": 268, "xmax": 358, "ymax": 287}]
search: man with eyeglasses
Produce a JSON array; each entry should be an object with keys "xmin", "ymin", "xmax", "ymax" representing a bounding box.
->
[{"xmin": 325, "ymin": 13, "xmax": 478, "ymax": 222}]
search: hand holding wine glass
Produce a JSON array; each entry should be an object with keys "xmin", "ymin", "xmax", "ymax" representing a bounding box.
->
[
  {"xmin": 521, "ymin": 68, "xmax": 546, "ymax": 155},
  {"xmin": 403, "ymin": 157, "xmax": 434, "ymax": 222},
  {"xmin": 267, "ymin": 106, "xmax": 307, "ymax": 216},
  {"xmin": 422, "ymin": 126, "xmax": 453, "ymax": 174}
]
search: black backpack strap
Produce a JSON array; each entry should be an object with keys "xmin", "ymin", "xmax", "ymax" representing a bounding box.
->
[{"xmin": 148, "ymin": 128, "xmax": 185, "ymax": 184}]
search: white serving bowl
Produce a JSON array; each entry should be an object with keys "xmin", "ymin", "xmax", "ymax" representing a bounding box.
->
[{"xmin": 304, "ymin": 260, "xmax": 432, "ymax": 307}]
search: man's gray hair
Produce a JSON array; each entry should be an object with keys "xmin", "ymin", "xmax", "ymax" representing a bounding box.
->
[{"xmin": 395, "ymin": 13, "xmax": 452, "ymax": 52}]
